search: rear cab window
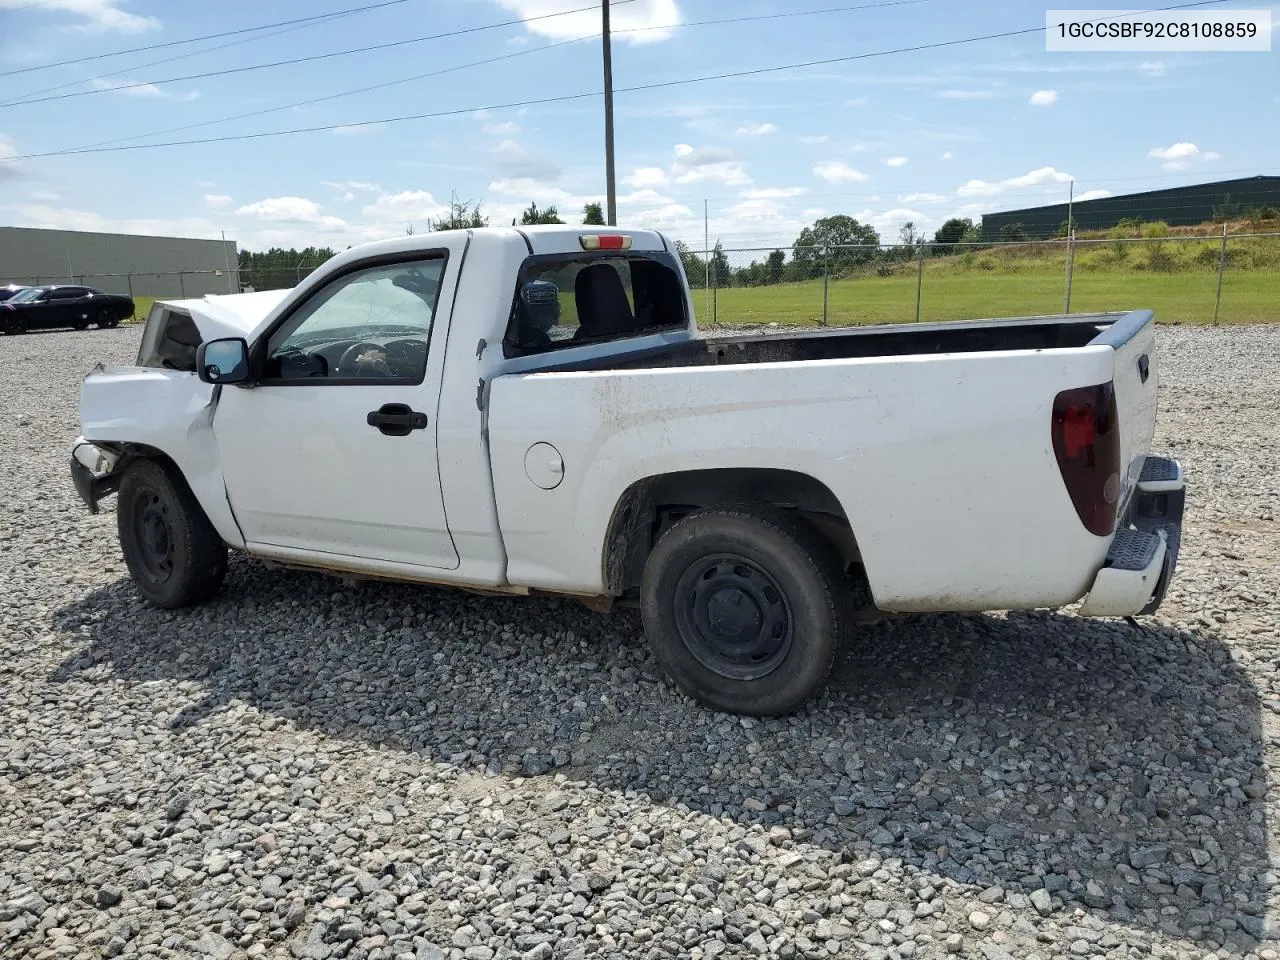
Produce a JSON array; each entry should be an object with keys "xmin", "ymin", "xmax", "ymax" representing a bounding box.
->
[{"xmin": 503, "ymin": 250, "xmax": 688, "ymax": 357}]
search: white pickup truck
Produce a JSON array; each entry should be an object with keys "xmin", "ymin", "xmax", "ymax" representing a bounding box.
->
[{"xmin": 70, "ymin": 225, "xmax": 1186, "ymax": 716}]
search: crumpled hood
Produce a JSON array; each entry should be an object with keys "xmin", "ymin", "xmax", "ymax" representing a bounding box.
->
[{"xmin": 167, "ymin": 289, "xmax": 292, "ymax": 341}]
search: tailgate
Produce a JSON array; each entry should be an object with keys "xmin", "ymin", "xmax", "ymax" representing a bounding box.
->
[{"xmin": 1094, "ymin": 310, "xmax": 1159, "ymax": 515}]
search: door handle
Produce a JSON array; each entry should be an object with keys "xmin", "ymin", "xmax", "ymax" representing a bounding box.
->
[{"xmin": 366, "ymin": 403, "xmax": 428, "ymax": 437}]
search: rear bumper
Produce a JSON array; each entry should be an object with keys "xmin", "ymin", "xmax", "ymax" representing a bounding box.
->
[
  {"xmin": 70, "ymin": 438, "xmax": 120, "ymax": 515},
  {"xmin": 1078, "ymin": 455, "xmax": 1185, "ymax": 617}
]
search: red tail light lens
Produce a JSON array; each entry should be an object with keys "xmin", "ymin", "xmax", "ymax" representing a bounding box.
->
[{"xmin": 1051, "ymin": 382, "xmax": 1121, "ymax": 536}]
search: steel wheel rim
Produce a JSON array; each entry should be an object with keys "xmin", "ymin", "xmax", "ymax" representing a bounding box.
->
[
  {"xmin": 673, "ymin": 553, "xmax": 793, "ymax": 681},
  {"xmin": 133, "ymin": 491, "xmax": 174, "ymax": 582}
]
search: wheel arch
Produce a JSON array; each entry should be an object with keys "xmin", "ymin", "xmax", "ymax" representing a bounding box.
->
[
  {"xmin": 95, "ymin": 439, "xmax": 245, "ymax": 549},
  {"xmin": 601, "ymin": 467, "xmax": 864, "ymax": 597}
]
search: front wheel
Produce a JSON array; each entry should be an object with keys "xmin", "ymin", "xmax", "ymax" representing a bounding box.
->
[
  {"xmin": 640, "ymin": 506, "xmax": 852, "ymax": 716},
  {"xmin": 117, "ymin": 460, "xmax": 228, "ymax": 608},
  {"xmin": 2, "ymin": 314, "xmax": 23, "ymax": 335},
  {"xmin": 98, "ymin": 308, "xmax": 119, "ymax": 329}
]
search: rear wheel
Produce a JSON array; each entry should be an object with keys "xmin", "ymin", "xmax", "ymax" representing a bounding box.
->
[
  {"xmin": 117, "ymin": 460, "xmax": 227, "ymax": 608},
  {"xmin": 640, "ymin": 505, "xmax": 851, "ymax": 716}
]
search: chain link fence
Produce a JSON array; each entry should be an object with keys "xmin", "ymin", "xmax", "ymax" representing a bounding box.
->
[
  {"xmin": 10, "ymin": 234, "xmax": 1276, "ymax": 328},
  {"xmin": 688, "ymin": 231, "xmax": 1280, "ymax": 328}
]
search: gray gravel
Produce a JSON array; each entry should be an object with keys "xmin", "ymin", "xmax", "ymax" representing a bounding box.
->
[{"xmin": 2, "ymin": 323, "xmax": 1279, "ymax": 960}]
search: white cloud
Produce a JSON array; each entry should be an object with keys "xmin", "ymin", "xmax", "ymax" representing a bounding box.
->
[
  {"xmin": 30, "ymin": 190, "xmax": 60, "ymax": 201},
  {"xmin": 900, "ymin": 192, "xmax": 948, "ymax": 204},
  {"xmin": 0, "ymin": 0, "xmax": 159, "ymax": 33},
  {"xmin": 736, "ymin": 121, "xmax": 778, "ymax": 136},
  {"xmin": 321, "ymin": 180, "xmax": 381, "ymax": 201},
  {"xmin": 204, "ymin": 194, "xmax": 233, "ymax": 209},
  {"xmin": 1148, "ymin": 141, "xmax": 1200, "ymax": 160},
  {"xmin": 617, "ymin": 188, "xmax": 676, "ymax": 207},
  {"xmin": 1147, "ymin": 141, "xmax": 1219, "ymax": 171},
  {"xmin": 726, "ymin": 197, "xmax": 793, "ymax": 221},
  {"xmin": 0, "ymin": 134, "xmax": 19, "ymax": 180},
  {"xmin": 1029, "ymin": 89, "xmax": 1058, "ymax": 106},
  {"xmin": 89, "ymin": 77, "xmax": 198, "ymax": 101},
  {"xmin": 741, "ymin": 187, "xmax": 808, "ymax": 199},
  {"xmin": 235, "ymin": 196, "xmax": 347, "ymax": 231},
  {"xmin": 940, "ymin": 89, "xmax": 995, "ymax": 100},
  {"xmin": 845, "ymin": 97, "xmax": 868, "ymax": 107},
  {"xmin": 1003, "ymin": 166, "xmax": 1074, "ymax": 189},
  {"xmin": 863, "ymin": 207, "xmax": 930, "ymax": 239},
  {"xmin": 495, "ymin": 139, "xmax": 562, "ymax": 183},
  {"xmin": 492, "ymin": 0, "xmax": 680, "ymax": 45},
  {"xmin": 957, "ymin": 165, "xmax": 1074, "ymax": 197},
  {"xmin": 12, "ymin": 204, "xmax": 222, "ymax": 239},
  {"xmin": 883, "ymin": 156, "xmax": 908, "ymax": 167},
  {"xmin": 1074, "ymin": 189, "xmax": 1112, "ymax": 202},
  {"xmin": 361, "ymin": 190, "xmax": 449, "ymax": 223},
  {"xmin": 671, "ymin": 143, "xmax": 751, "ymax": 186},
  {"xmin": 1137, "ymin": 61, "xmax": 1166, "ymax": 76},
  {"xmin": 941, "ymin": 151, "xmax": 953, "ymax": 160},
  {"xmin": 800, "ymin": 135, "xmax": 829, "ymax": 145},
  {"xmin": 622, "ymin": 166, "xmax": 668, "ymax": 188},
  {"xmin": 482, "ymin": 121, "xmax": 521, "ymax": 136},
  {"xmin": 813, "ymin": 160, "xmax": 869, "ymax": 184}
]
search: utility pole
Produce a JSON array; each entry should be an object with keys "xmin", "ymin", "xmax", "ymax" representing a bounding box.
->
[{"xmin": 602, "ymin": 0, "xmax": 617, "ymax": 226}]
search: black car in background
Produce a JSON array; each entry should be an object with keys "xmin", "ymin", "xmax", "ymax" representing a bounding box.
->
[
  {"xmin": 1, "ymin": 285, "xmax": 134, "ymax": 335},
  {"xmin": 0, "ymin": 284, "xmax": 31, "ymax": 302}
]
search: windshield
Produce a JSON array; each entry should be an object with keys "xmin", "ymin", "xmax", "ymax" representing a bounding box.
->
[{"xmin": 8, "ymin": 287, "xmax": 43, "ymax": 303}]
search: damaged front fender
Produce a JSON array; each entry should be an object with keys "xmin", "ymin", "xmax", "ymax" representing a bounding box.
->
[{"xmin": 76, "ymin": 365, "xmax": 245, "ymax": 548}]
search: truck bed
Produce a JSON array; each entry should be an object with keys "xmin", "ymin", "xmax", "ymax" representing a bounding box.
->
[{"xmin": 532, "ymin": 311, "xmax": 1146, "ymax": 373}]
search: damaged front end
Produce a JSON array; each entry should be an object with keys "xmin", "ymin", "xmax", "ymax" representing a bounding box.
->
[{"xmin": 70, "ymin": 436, "xmax": 121, "ymax": 514}]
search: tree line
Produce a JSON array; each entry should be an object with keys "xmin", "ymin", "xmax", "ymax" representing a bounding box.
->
[
  {"xmin": 676, "ymin": 215, "xmax": 984, "ymax": 289},
  {"xmin": 238, "ymin": 205, "xmax": 990, "ymax": 292}
]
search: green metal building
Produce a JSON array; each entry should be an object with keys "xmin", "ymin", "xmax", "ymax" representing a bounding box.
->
[{"xmin": 980, "ymin": 175, "xmax": 1280, "ymax": 241}]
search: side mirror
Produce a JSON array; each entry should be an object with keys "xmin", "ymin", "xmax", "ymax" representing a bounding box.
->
[{"xmin": 195, "ymin": 337, "xmax": 251, "ymax": 385}]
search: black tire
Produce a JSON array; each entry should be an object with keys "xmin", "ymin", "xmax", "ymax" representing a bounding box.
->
[
  {"xmin": 640, "ymin": 505, "xmax": 851, "ymax": 716},
  {"xmin": 2, "ymin": 314, "xmax": 23, "ymax": 335},
  {"xmin": 98, "ymin": 308, "xmax": 119, "ymax": 329},
  {"xmin": 117, "ymin": 459, "xmax": 228, "ymax": 608}
]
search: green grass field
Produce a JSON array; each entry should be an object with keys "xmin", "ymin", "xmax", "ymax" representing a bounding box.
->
[
  {"xmin": 700, "ymin": 267, "xmax": 1277, "ymax": 328},
  {"xmin": 128, "ymin": 297, "xmax": 155, "ymax": 322}
]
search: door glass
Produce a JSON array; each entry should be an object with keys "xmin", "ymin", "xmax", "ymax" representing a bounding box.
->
[{"xmin": 264, "ymin": 258, "xmax": 446, "ymax": 382}]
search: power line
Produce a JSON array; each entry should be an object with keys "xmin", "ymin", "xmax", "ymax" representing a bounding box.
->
[
  {"xmin": 0, "ymin": 0, "xmax": 419, "ymax": 78},
  {"xmin": 62, "ymin": 0, "xmax": 934, "ymax": 155},
  {"xmin": 1, "ymin": 0, "xmax": 1235, "ymax": 162},
  {"xmin": 0, "ymin": 13, "xmax": 375, "ymax": 109},
  {"xmin": 68, "ymin": 38, "xmax": 596, "ymax": 154},
  {"xmin": 0, "ymin": 0, "xmax": 639, "ymax": 109}
]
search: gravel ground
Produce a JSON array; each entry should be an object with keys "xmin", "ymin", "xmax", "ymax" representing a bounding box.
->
[{"xmin": 2, "ymin": 324, "xmax": 1278, "ymax": 960}]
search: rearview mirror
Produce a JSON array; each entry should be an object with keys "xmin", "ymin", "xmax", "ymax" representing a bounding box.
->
[{"xmin": 195, "ymin": 338, "xmax": 251, "ymax": 385}]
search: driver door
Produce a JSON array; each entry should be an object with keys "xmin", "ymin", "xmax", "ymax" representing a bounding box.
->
[{"xmin": 213, "ymin": 248, "xmax": 461, "ymax": 570}]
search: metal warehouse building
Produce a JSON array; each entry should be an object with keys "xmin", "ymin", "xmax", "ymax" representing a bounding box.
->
[
  {"xmin": 0, "ymin": 226, "xmax": 240, "ymax": 298},
  {"xmin": 981, "ymin": 175, "xmax": 1280, "ymax": 240}
]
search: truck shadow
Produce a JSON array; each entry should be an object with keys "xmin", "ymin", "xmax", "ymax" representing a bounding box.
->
[{"xmin": 51, "ymin": 560, "xmax": 1269, "ymax": 944}]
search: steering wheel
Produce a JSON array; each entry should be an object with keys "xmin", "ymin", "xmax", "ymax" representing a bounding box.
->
[{"xmin": 337, "ymin": 341, "xmax": 392, "ymax": 378}]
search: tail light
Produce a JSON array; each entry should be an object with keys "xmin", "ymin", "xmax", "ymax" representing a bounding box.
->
[
  {"xmin": 580, "ymin": 234, "xmax": 632, "ymax": 250},
  {"xmin": 1051, "ymin": 381, "xmax": 1121, "ymax": 536}
]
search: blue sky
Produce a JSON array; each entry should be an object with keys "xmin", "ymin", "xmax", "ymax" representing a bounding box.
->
[{"xmin": 0, "ymin": 0, "xmax": 1276, "ymax": 252}]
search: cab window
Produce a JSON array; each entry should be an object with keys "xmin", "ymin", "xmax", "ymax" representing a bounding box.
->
[
  {"xmin": 262, "ymin": 256, "xmax": 447, "ymax": 383},
  {"xmin": 504, "ymin": 252, "xmax": 687, "ymax": 356}
]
